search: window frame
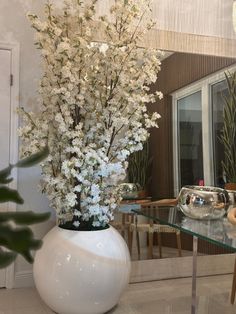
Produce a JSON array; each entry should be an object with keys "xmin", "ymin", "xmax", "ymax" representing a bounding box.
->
[{"xmin": 171, "ymin": 64, "xmax": 236, "ymax": 196}]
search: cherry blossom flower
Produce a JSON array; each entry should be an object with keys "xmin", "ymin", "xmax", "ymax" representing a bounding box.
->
[{"xmin": 19, "ymin": 0, "xmax": 162, "ymax": 229}]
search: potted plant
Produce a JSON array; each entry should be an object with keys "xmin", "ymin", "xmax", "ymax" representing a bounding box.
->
[
  {"xmin": 18, "ymin": 1, "xmax": 162, "ymax": 313},
  {"xmin": 219, "ymin": 71, "xmax": 236, "ymax": 191},
  {"xmin": 127, "ymin": 140, "xmax": 153, "ymax": 198}
]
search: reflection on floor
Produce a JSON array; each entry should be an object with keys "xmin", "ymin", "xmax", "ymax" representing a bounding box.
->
[
  {"xmin": 120, "ymin": 223, "xmax": 191, "ymax": 261},
  {"xmin": 131, "ymin": 245, "xmax": 193, "ymax": 261},
  {"xmin": 0, "ymin": 274, "xmax": 235, "ymax": 314}
]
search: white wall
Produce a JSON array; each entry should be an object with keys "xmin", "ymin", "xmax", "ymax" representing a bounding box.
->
[{"xmin": 0, "ymin": 0, "xmax": 55, "ymax": 283}]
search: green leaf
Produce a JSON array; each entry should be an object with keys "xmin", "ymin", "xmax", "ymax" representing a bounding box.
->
[
  {"xmin": 15, "ymin": 147, "xmax": 49, "ymax": 168},
  {"xmin": 0, "ymin": 249, "xmax": 17, "ymax": 268},
  {"xmin": 0, "ymin": 224, "xmax": 43, "ymax": 263},
  {"xmin": 0, "ymin": 211, "xmax": 50, "ymax": 225},
  {"xmin": 0, "ymin": 165, "xmax": 13, "ymax": 184},
  {"xmin": 0, "ymin": 187, "xmax": 24, "ymax": 204}
]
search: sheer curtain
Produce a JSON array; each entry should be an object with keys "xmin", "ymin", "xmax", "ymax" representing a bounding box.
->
[
  {"xmin": 94, "ymin": 0, "xmax": 236, "ymax": 57},
  {"xmin": 152, "ymin": 0, "xmax": 235, "ymax": 40}
]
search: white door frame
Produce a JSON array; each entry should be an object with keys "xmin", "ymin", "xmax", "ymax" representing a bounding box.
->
[{"xmin": 0, "ymin": 42, "xmax": 20, "ymax": 288}]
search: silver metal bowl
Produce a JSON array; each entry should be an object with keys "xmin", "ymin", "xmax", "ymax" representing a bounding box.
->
[
  {"xmin": 118, "ymin": 183, "xmax": 141, "ymax": 200},
  {"xmin": 227, "ymin": 190, "xmax": 236, "ymax": 205},
  {"xmin": 226, "ymin": 190, "xmax": 236, "ymax": 212},
  {"xmin": 178, "ymin": 186, "xmax": 229, "ymax": 220}
]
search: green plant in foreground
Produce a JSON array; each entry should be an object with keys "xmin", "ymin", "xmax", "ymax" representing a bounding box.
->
[
  {"xmin": 219, "ymin": 71, "xmax": 236, "ymax": 183},
  {"xmin": 0, "ymin": 147, "xmax": 50, "ymax": 268}
]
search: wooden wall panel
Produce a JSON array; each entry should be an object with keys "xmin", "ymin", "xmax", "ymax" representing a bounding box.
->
[{"xmin": 149, "ymin": 53, "xmax": 236, "ymax": 199}]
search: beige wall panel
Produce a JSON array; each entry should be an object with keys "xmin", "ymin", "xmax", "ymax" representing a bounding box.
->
[
  {"xmin": 94, "ymin": 0, "xmax": 236, "ymax": 40},
  {"xmin": 93, "ymin": 0, "xmax": 236, "ymax": 58},
  {"xmin": 153, "ymin": 0, "xmax": 236, "ymax": 40}
]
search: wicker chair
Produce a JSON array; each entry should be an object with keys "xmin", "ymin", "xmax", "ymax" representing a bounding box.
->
[
  {"xmin": 111, "ymin": 199, "xmax": 151, "ymax": 254},
  {"xmin": 131, "ymin": 198, "xmax": 182, "ymax": 259}
]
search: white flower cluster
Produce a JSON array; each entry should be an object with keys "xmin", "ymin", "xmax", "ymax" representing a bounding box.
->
[{"xmin": 19, "ymin": 0, "xmax": 162, "ymax": 228}]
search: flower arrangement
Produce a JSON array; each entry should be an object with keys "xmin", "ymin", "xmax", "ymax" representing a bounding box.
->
[{"xmin": 18, "ymin": 0, "xmax": 162, "ymax": 230}]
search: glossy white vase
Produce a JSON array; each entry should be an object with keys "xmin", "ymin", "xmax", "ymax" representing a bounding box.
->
[{"xmin": 33, "ymin": 225, "xmax": 131, "ymax": 314}]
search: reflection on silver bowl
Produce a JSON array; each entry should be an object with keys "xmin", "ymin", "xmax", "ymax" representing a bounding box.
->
[
  {"xmin": 118, "ymin": 183, "xmax": 141, "ymax": 200},
  {"xmin": 226, "ymin": 190, "xmax": 236, "ymax": 211},
  {"xmin": 178, "ymin": 186, "xmax": 229, "ymax": 220}
]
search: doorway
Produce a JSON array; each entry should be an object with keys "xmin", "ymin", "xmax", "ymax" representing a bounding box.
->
[
  {"xmin": 0, "ymin": 49, "xmax": 12, "ymax": 287},
  {"xmin": 0, "ymin": 45, "xmax": 19, "ymax": 288}
]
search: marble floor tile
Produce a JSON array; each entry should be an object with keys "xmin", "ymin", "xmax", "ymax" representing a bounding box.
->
[{"xmin": 0, "ymin": 274, "xmax": 236, "ymax": 313}]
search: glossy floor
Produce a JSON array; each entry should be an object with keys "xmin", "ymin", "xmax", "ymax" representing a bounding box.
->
[{"xmin": 0, "ymin": 274, "xmax": 236, "ymax": 314}]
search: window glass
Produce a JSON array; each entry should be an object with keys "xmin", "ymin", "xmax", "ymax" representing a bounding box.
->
[
  {"xmin": 177, "ymin": 91, "xmax": 203, "ymax": 187},
  {"xmin": 211, "ymin": 79, "xmax": 228, "ymax": 188}
]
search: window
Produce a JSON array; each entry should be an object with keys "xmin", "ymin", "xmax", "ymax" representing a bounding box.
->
[
  {"xmin": 172, "ymin": 65, "xmax": 235, "ymax": 195},
  {"xmin": 177, "ymin": 91, "xmax": 203, "ymax": 188},
  {"xmin": 211, "ymin": 80, "xmax": 229, "ymax": 188}
]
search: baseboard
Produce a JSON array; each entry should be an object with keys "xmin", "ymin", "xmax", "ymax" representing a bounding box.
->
[
  {"xmin": 12, "ymin": 254, "xmax": 236, "ymax": 288},
  {"xmin": 14, "ymin": 271, "xmax": 34, "ymax": 288}
]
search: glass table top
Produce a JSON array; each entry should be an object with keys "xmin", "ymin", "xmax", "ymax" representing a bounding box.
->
[{"xmin": 132, "ymin": 206, "xmax": 236, "ymax": 252}]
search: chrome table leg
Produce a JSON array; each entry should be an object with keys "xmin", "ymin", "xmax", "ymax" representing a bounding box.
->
[
  {"xmin": 134, "ymin": 213, "xmax": 140, "ymax": 260},
  {"xmin": 191, "ymin": 236, "xmax": 198, "ymax": 314}
]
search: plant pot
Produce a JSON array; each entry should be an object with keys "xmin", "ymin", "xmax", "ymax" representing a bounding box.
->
[
  {"xmin": 225, "ymin": 183, "xmax": 236, "ymax": 191},
  {"xmin": 138, "ymin": 189, "xmax": 149, "ymax": 199},
  {"xmin": 33, "ymin": 225, "xmax": 131, "ymax": 314}
]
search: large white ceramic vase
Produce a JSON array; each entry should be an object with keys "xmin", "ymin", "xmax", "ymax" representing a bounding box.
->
[{"xmin": 33, "ymin": 225, "xmax": 131, "ymax": 314}]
